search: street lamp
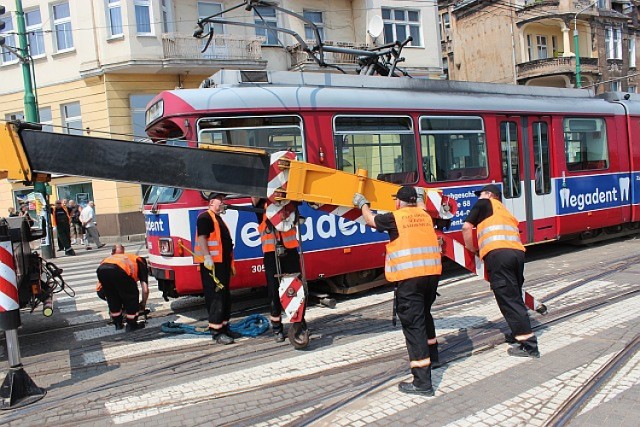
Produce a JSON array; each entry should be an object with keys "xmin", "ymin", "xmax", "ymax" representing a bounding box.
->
[{"xmin": 574, "ymin": 1, "xmax": 597, "ymax": 88}]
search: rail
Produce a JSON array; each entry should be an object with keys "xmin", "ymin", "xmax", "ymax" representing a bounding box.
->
[{"xmin": 161, "ymin": 33, "xmax": 264, "ymax": 61}]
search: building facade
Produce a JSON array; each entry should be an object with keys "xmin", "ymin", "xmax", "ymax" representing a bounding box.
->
[
  {"xmin": 439, "ymin": 0, "xmax": 639, "ymax": 93},
  {"xmin": 1, "ymin": 0, "xmax": 442, "ymax": 237}
]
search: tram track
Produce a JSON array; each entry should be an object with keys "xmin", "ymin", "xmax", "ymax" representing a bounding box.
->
[{"xmin": 47, "ymin": 269, "xmax": 639, "ymax": 426}]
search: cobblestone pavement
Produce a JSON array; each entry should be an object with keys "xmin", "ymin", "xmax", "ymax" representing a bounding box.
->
[{"xmin": 0, "ymin": 238, "xmax": 639, "ymax": 426}]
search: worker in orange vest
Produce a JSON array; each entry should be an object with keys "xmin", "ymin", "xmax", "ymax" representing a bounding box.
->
[
  {"xmin": 354, "ymin": 185, "xmax": 441, "ymax": 396},
  {"xmin": 195, "ymin": 193, "xmax": 237, "ymax": 345},
  {"xmin": 252, "ymin": 198, "xmax": 302, "ymax": 342},
  {"xmin": 96, "ymin": 245, "xmax": 149, "ymax": 332},
  {"xmin": 462, "ymin": 184, "xmax": 540, "ymax": 358}
]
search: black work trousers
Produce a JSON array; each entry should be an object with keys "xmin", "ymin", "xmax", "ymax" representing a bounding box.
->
[
  {"xmin": 200, "ymin": 262, "xmax": 231, "ymax": 328},
  {"xmin": 264, "ymin": 249, "xmax": 300, "ymax": 319},
  {"xmin": 484, "ymin": 248, "xmax": 532, "ymax": 336},
  {"xmin": 57, "ymin": 224, "xmax": 71, "ymax": 251},
  {"xmin": 396, "ymin": 274, "xmax": 439, "ymax": 386},
  {"xmin": 96, "ymin": 264, "xmax": 139, "ymax": 318}
]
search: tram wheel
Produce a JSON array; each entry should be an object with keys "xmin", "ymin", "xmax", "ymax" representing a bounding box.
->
[{"xmin": 288, "ymin": 321, "xmax": 309, "ymax": 350}]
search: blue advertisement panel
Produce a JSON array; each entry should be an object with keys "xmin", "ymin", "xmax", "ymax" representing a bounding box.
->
[
  {"xmin": 633, "ymin": 172, "xmax": 640, "ymax": 205},
  {"xmin": 188, "ymin": 203, "xmax": 389, "ymax": 261},
  {"xmin": 145, "ymin": 213, "xmax": 171, "ymax": 237},
  {"xmin": 441, "ymin": 185, "xmax": 487, "ymax": 231},
  {"xmin": 556, "ymin": 173, "xmax": 630, "ymax": 215}
]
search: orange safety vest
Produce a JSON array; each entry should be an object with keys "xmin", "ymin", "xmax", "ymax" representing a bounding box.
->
[
  {"xmin": 52, "ymin": 206, "xmax": 70, "ymax": 227},
  {"xmin": 193, "ymin": 210, "xmax": 223, "ymax": 263},
  {"xmin": 385, "ymin": 207, "xmax": 442, "ymax": 282},
  {"xmin": 477, "ymin": 199, "xmax": 525, "ymax": 260},
  {"xmin": 258, "ymin": 216, "xmax": 298, "ymax": 253},
  {"xmin": 101, "ymin": 253, "xmax": 140, "ymax": 281}
]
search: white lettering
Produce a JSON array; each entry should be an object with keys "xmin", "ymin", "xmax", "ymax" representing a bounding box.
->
[
  {"xmin": 567, "ymin": 187, "xmax": 619, "ymax": 211},
  {"xmin": 339, "ymin": 218, "xmax": 358, "ymax": 236},
  {"xmin": 240, "ymin": 222, "xmax": 261, "ymax": 248},
  {"xmin": 145, "ymin": 217, "xmax": 165, "ymax": 232},
  {"xmin": 317, "ymin": 215, "xmax": 337, "ymax": 239}
]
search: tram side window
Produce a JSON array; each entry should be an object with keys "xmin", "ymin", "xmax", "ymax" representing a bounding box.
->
[
  {"xmin": 334, "ymin": 116, "xmax": 418, "ymax": 184},
  {"xmin": 533, "ymin": 122, "xmax": 551, "ymax": 195},
  {"xmin": 197, "ymin": 115, "xmax": 305, "ymax": 160},
  {"xmin": 419, "ymin": 116, "xmax": 488, "ymax": 182},
  {"xmin": 500, "ymin": 122, "xmax": 521, "ymax": 199},
  {"xmin": 563, "ymin": 118, "xmax": 608, "ymax": 171}
]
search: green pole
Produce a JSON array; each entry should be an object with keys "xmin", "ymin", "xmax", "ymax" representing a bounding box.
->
[
  {"xmin": 15, "ymin": 0, "xmax": 54, "ymax": 258},
  {"xmin": 574, "ymin": 28, "xmax": 582, "ymax": 89}
]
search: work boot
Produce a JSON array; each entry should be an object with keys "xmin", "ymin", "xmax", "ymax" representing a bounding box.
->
[
  {"xmin": 223, "ymin": 325, "xmax": 242, "ymax": 339},
  {"xmin": 399, "ymin": 367, "xmax": 434, "ymax": 396},
  {"xmin": 507, "ymin": 335, "xmax": 540, "ymax": 358},
  {"xmin": 112, "ymin": 314, "xmax": 124, "ymax": 331},
  {"xmin": 211, "ymin": 329, "xmax": 234, "ymax": 345},
  {"xmin": 504, "ymin": 333, "xmax": 518, "ymax": 344},
  {"xmin": 125, "ymin": 318, "xmax": 146, "ymax": 332},
  {"xmin": 272, "ymin": 322, "xmax": 285, "ymax": 343},
  {"xmin": 65, "ymin": 248, "xmax": 76, "ymax": 256},
  {"xmin": 429, "ymin": 342, "xmax": 441, "ymax": 368}
]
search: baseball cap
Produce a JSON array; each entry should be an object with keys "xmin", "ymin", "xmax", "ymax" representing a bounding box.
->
[
  {"xmin": 207, "ymin": 192, "xmax": 227, "ymax": 201},
  {"xmin": 474, "ymin": 184, "xmax": 502, "ymax": 198},
  {"xmin": 394, "ymin": 186, "xmax": 417, "ymax": 203}
]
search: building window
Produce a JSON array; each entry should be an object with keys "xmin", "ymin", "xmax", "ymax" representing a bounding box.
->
[
  {"xmin": 61, "ymin": 102, "xmax": 83, "ymax": 135},
  {"xmin": 629, "ymin": 86, "xmax": 637, "ymax": 93},
  {"xmin": 53, "ymin": 2, "xmax": 73, "ymax": 51},
  {"xmin": 382, "ymin": 8, "xmax": 421, "ymax": 47},
  {"xmin": 130, "ymin": 95, "xmax": 155, "ymax": 141},
  {"xmin": 254, "ymin": 5, "xmax": 278, "ymax": 45},
  {"xmin": 5, "ymin": 111, "xmax": 24, "ymax": 121},
  {"xmin": 161, "ymin": 0, "xmax": 173, "ymax": 33},
  {"xmin": 611, "ymin": 81, "xmax": 620, "ymax": 91},
  {"xmin": 441, "ymin": 12, "xmax": 450, "ymax": 41},
  {"xmin": 1, "ymin": 14, "xmax": 17, "ymax": 64},
  {"xmin": 134, "ymin": 0, "xmax": 152, "ymax": 35},
  {"xmin": 605, "ymin": 26, "xmax": 622, "ymax": 59},
  {"xmin": 536, "ymin": 35, "xmax": 548, "ymax": 59},
  {"xmin": 198, "ymin": 2, "xmax": 225, "ymax": 57},
  {"xmin": 25, "ymin": 9, "xmax": 45, "ymax": 57},
  {"xmin": 39, "ymin": 107, "xmax": 53, "ymax": 132},
  {"xmin": 630, "ymin": 37, "xmax": 636, "ymax": 68},
  {"xmin": 107, "ymin": 0, "xmax": 122, "ymax": 37},
  {"xmin": 303, "ymin": 10, "xmax": 324, "ymax": 41}
]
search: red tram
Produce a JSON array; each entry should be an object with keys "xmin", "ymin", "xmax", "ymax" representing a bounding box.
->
[{"xmin": 142, "ymin": 70, "xmax": 640, "ymax": 299}]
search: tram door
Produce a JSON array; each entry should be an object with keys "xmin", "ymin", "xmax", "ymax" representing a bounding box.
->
[{"xmin": 497, "ymin": 116, "xmax": 556, "ymax": 244}]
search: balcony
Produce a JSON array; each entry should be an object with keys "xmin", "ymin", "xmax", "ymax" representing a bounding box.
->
[
  {"xmin": 161, "ymin": 33, "xmax": 265, "ymax": 65},
  {"xmin": 516, "ymin": 57, "xmax": 599, "ymax": 80},
  {"xmin": 288, "ymin": 41, "xmax": 371, "ymax": 72}
]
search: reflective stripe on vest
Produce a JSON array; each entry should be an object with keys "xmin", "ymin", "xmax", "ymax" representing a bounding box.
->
[
  {"xmin": 385, "ymin": 207, "xmax": 441, "ymax": 282},
  {"xmin": 477, "ymin": 199, "xmax": 525, "ymax": 259},
  {"xmin": 193, "ymin": 210, "xmax": 223, "ymax": 263},
  {"xmin": 101, "ymin": 253, "xmax": 139, "ymax": 281},
  {"xmin": 259, "ymin": 216, "xmax": 298, "ymax": 253}
]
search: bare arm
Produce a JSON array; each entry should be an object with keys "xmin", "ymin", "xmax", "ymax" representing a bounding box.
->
[
  {"xmin": 139, "ymin": 281, "xmax": 149, "ymax": 308},
  {"xmin": 461, "ymin": 222, "xmax": 477, "ymax": 253},
  {"xmin": 361, "ymin": 204, "xmax": 377, "ymax": 228},
  {"xmin": 197, "ymin": 235, "xmax": 209, "ymax": 258}
]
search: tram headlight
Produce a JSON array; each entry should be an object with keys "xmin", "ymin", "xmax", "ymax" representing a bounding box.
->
[
  {"xmin": 158, "ymin": 238, "xmax": 174, "ymax": 256},
  {"xmin": 146, "ymin": 99, "xmax": 164, "ymax": 125}
]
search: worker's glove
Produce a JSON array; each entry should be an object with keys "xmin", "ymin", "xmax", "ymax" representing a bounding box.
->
[
  {"xmin": 203, "ymin": 255, "xmax": 214, "ymax": 270},
  {"xmin": 353, "ymin": 193, "xmax": 370, "ymax": 209},
  {"xmin": 414, "ymin": 187, "xmax": 425, "ymax": 204}
]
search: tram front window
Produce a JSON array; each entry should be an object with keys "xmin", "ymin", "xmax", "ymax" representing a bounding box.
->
[
  {"xmin": 197, "ymin": 115, "xmax": 305, "ymax": 160},
  {"xmin": 143, "ymin": 186, "xmax": 182, "ymax": 205}
]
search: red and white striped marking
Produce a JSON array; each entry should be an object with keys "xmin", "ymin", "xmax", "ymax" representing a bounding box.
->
[
  {"xmin": 439, "ymin": 233, "xmax": 544, "ymax": 313},
  {"xmin": 425, "ymin": 190, "xmax": 457, "ymax": 220},
  {"xmin": 266, "ymin": 151, "xmax": 297, "ymax": 231},
  {"xmin": 0, "ymin": 240, "xmax": 20, "ymax": 312},
  {"xmin": 279, "ymin": 274, "xmax": 305, "ymax": 323}
]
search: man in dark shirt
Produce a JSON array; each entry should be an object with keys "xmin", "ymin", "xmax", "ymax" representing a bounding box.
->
[
  {"xmin": 462, "ymin": 184, "xmax": 539, "ymax": 358},
  {"xmin": 196, "ymin": 192, "xmax": 236, "ymax": 344},
  {"xmin": 53, "ymin": 199, "xmax": 74, "ymax": 256}
]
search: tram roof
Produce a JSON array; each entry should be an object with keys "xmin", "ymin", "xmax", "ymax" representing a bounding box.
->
[{"xmin": 165, "ymin": 71, "xmax": 629, "ymax": 116}]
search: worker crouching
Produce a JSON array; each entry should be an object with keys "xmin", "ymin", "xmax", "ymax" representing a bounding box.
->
[
  {"xmin": 96, "ymin": 247, "xmax": 149, "ymax": 332},
  {"xmin": 354, "ymin": 186, "xmax": 441, "ymax": 396}
]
